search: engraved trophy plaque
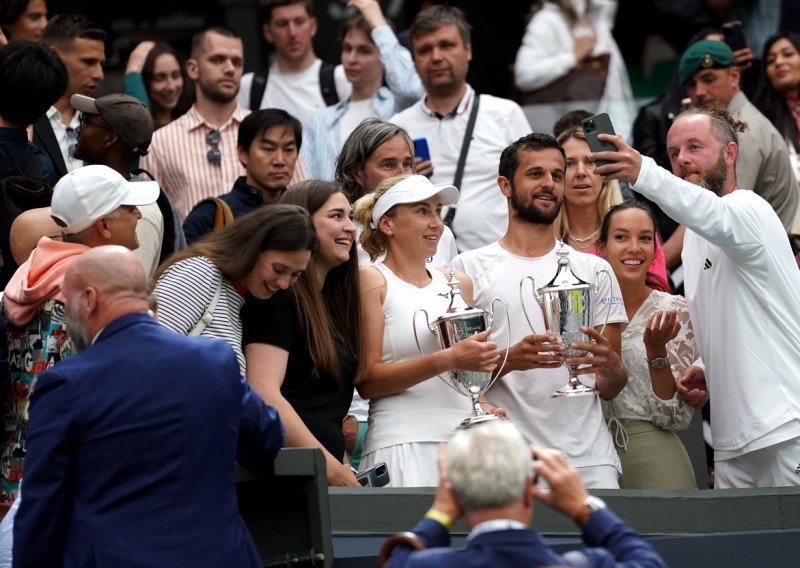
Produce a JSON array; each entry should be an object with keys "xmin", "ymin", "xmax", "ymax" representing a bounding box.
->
[
  {"xmin": 414, "ymin": 270, "xmax": 510, "ymax": 428},
  {"xmin": 519, "ymin": 245, "xmax": 611, "ymax": 397}
]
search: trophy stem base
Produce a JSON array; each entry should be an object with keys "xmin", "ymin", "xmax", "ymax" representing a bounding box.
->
[
  {"xmin": 458, "ymin": 413, "xmax": 501, "ymax": 429},
  {"xmin": 551, "ymin": 379, "xmax": 598, "ymax": 397}
]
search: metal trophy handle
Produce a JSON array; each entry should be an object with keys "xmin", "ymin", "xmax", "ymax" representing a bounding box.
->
[
  {"xmin": 594, "ymin": 269, "xmax": 613, "ymax": 337},
  {"xmin": 484, "ymin": 297, "xmax": 511, "ymax": 394},
  {"xmin": 518, "ymin": 275, "xmax": 541, "ymax": 333},
  {"xmin": 412, "ymin": 308, "xmax": 435, "ymax": 358}
]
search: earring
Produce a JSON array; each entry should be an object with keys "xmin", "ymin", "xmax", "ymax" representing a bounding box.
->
[{"xmin": 651, "ymin": 258, "xmax": 657, "ymax": 266}]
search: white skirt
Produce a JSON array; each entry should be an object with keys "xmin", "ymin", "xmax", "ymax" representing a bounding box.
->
[{"xmin": 359, "ymin": 442, "xmax": 441, "ymax": 488}]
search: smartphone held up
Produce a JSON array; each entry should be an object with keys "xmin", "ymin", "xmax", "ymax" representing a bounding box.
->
[{"xmin": 581, "ymin": 113, "xmax": 618, "ymax": 167}]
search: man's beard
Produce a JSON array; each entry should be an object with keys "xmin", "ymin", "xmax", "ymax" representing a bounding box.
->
[
  {"xmin": 510, "ymin": 181, "xmax": 562, "ymax": 225},
  {"xmin": 697, "ymin": 152, "xmax": 728, "ymax": 195},
  {"xmin": 201, "ymin": 82, "xmax": 239, "ymax": 105},
  {"xmin": 65, "ymin": 298, "xmax": 90, "ymax": 353}
]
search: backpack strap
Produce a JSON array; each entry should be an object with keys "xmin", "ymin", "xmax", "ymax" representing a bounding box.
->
[
  {"xmin": 319, "ymin": 62, "xmax": 339, "ymax": 106},
  {"xmin": 212, "ymin": 198, "xmax": 234, "ymax": 231},
  {"xmin": 249, "ymin": 67, "xmax": 270, "ymax": 110}
]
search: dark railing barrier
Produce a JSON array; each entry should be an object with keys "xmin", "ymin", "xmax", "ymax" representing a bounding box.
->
[{"xmin": 238, "ymin": 449, "xmax": 800, "ymax": 568}]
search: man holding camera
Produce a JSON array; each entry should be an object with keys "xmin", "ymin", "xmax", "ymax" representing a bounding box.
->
[{"xmin": 382, "ymin": 420, "xmax": 666, "ymax": 568}]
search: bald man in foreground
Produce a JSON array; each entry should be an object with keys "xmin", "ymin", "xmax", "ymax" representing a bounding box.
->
[{"xmin": 13, "ymin": 246, "xmax": 285, "ymax": 567}]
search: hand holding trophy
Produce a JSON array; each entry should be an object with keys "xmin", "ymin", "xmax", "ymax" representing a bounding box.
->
[
  {"xmin": 414, "ymin": 270, "xmax": 510, "ymax": 429},
  {"xmin": 519, "ymin": 245, "xmax": 611, "ymax": 397}
]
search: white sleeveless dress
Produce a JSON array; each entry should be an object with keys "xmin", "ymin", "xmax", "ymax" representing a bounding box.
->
[{"xmin": 358, "ymin": 263, "xmax": 468, "ymax": 487}]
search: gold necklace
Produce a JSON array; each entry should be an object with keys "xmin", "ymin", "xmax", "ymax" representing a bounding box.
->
[{"xmin": 568, "ymin": 227, "xmax": 599, "ymax": 249}]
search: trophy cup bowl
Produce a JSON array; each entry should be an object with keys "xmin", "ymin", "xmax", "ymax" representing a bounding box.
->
[
  {"xmin": 519, "ymin": 247, "xmax": 611, "ymax": 397},
  {"xmin": 413, "ymin": 271, "xmax": 510, "ymax": 429}
]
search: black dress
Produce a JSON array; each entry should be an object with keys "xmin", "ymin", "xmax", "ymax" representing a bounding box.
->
[{"xmin": 241, "ymin": 292, "xmax": 356, "ymax": 461}]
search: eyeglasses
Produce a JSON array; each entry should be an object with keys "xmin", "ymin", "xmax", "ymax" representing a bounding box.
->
[
  {"xmin": 79, "ymin": 114, "xmax": 113, "ymax": 131},
  {"xmin": 206, "ymin": 130, "xmax": 221, "ymax": 165}
]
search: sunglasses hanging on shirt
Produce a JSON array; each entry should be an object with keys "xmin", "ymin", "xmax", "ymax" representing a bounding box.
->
[{"xmin": 206, "ymin": 129, "xmax": 221, "ymax": 165}]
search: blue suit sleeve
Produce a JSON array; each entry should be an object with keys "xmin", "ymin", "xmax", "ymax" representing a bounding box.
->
[
  {"xmin": 237, "ymin": 376, "xmax": 285, "ymax": 470},
  {"xmin": 384, "ymin": 518, "xmax": 451, "ymax": 568},
  {"xmin": 562, "ymin": 509, "xmax": 667, "ymax": 568},
  {"xmin": 182, "ymin": 200, "xmax": 217, "ymax": 246},
  {"xmin": 13, "ymin": 369, "xmax": 75, "ymax": 567}
]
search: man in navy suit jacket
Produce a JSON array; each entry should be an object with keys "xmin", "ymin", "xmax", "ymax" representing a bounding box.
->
[
  {"xmin": 383, "ymin": 421, "xmax": 666, "ymax": 568},
  {"xmin": 13, "ymin": 246, "xmax": 285, "ymax": 567}
]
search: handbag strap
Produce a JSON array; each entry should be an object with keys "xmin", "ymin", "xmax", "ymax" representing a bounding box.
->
[
  {"xmin": 188, "ymin": 274, "xmax": 223, "ymax": 337},
  {"xmin": 444, "ymin": 93, "xmax": 481, "ymax": 229}
]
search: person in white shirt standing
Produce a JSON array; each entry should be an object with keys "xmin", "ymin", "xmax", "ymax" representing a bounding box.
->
[
  {"xmin": 239, "ymin": 0, "xmax": 351, "ymax": 125},
  {"xmin": 390, "ymin": 5, "xmax": 532, "ymax": 254},
  {"xmin": 453, "ymin": 133, "xmax": 628, "ymax": 489},
  {"xmin": 592, "ymin": 106, "xmax": 800, "ymax": 488}
]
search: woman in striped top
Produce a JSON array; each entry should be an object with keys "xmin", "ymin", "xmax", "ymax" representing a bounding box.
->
[{"xmin": 152, "ymin": 204, "xmax": 317, "ymax": 375}]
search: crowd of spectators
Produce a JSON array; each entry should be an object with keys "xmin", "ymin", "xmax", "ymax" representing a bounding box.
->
[{"xmin": 1, "ymin": 0, "xmax": 799, "ymax": 564}]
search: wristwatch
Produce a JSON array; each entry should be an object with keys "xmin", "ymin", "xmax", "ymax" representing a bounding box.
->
[
  {"xmin": 646, "ymin": 355, "xmax": 670, "ymax": 369},
  {"xmin": 573, "ymin": 495, "xmax": 606, "ymax": 526}
]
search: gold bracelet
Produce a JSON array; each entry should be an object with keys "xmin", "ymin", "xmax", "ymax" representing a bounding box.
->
[{"xmin": 424, "ymin": 508, "xmax": 454, "ymax": 530}]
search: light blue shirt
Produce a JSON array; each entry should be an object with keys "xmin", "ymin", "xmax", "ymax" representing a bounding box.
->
[{"xmin": 301, "ymin": 25, "xmax": 424, "ymax": 181}]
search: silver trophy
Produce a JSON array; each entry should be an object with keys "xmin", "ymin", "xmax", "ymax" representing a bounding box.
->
[
  {"xmin": 414, "ymin": 270, "xmax": 510, "ymax": 429},
  {"xmin": 519, "ymin": 245, "xmax": 612, "ymax": 397}
]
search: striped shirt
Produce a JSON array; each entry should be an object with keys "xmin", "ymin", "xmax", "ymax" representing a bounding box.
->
[
  {"xmin": 141, "ymin": 104, "xmax": 250, "ymax": 220},
  {"xmin": 153, "ymin": 256, "xmax": 247, "ymax": 374}
]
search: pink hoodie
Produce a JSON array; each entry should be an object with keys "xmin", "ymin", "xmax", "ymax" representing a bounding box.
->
[{"xmin": 3, "ymin": 237, "xmax": 89, "ymax": 327}]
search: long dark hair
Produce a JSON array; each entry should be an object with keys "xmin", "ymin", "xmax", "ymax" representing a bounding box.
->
[
  {"xmin": 141, "ymin": 42, "xmax": 193, "ymax": 125},
  {"xmin": 0, "ymin": 0, "xmax": 52, "ymax": 37},
  {"xmin": 599, "ymin": 201, "xmax": 670, "ymax": 293},
  {"xmin": 279, "ymin": 181, "xmax": 363, "ymax": 381},
  {"xmin": 753, "ymin": 32, "xmax": 800, "ymax": 152},
  {"xmin": 154, "ymin": 204, "xmax": 317, "ymax": 283}
]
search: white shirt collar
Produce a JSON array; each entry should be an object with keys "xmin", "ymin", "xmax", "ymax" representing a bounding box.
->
[{"xmin": 467, "ymin": 518, "xmax": 527, "ymax": 541}]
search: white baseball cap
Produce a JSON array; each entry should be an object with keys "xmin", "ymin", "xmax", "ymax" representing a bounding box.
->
[
  {"xmin": 51, "ymin": 165, "xmax": 160, "ymax": 235},
  {"xmin": 370, "ymin": 175, "xmax": 459, "ymax": 228}
]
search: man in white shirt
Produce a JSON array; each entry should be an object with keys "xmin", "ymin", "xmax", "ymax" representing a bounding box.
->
[
  {"xmin": 141, "ymin": 26, "xmax": 249, "ymax": 220},
  {"xmin": 33, "ymin": 14, "xmax": 106, "ymax": 181},
  {"xmin": 592, "ymin": 106, "xmax": 800, "ymax": 488},
  {"xmin": 389, "ymin": 5, "xmax": 531, "ymax": 253},
  {"xmin": 453, "ymin": 133, "xmax": 628, "ymax": 489},
  {"xmin": 239, "ymin": 0, "xmax": 351, "ymax": 125}
]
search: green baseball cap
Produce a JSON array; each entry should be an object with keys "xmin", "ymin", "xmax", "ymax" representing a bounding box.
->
[{"xmin": 679, "ymin": 40, "xmax": 735, "ymax": 85}]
